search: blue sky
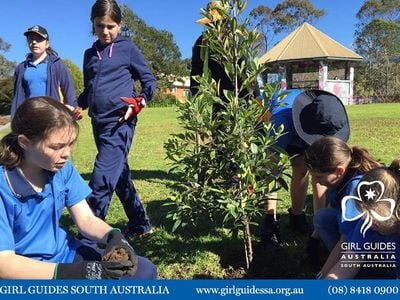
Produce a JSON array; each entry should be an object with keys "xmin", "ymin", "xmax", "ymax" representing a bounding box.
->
[{"xmin": 1, "ymin": 0, "xmax": 365, "ymax": 69}]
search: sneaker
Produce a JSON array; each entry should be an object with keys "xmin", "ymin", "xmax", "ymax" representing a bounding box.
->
[
  {"xmin": 302, "ymin": 236, "xmax": 320, "ymax": 267},
  {"xmin": 260, "ymin": 214, "xmax": 282, "ymax": 244},
  {"xmin": 123, "ymin": 227, "xmax": 153, "ymax": 240},
  {"xmin": 288, "ymin": 208, "xmax": 311, "ymax": 234}
]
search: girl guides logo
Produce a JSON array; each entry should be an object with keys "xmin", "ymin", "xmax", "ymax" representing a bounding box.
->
[{"xmin": 342, "ymin": 180, "xmax": 396, "ymax": 237}]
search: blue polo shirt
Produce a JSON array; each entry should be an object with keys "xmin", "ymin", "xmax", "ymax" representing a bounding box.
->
[
  {"xmin": 328, "ymin": 172, "xmax": 363, "ymax": 209},
  {"xmin": 319, "ymin": 172, "xmax": 363, "ymax": 239},
  {"xmin": 0, "ymin": 160, "xmax": 91, "ymax": 263},
  {"xmin": 336, "ymin": 179, "xmax": 363, "ymax": 239},
  {"xmin": 269, "ymin": 89, "xmax": 304, "ymax": 151},
  {"xmin": 23, "ymin": 57, "xmax": 48, "ymax": 97}
]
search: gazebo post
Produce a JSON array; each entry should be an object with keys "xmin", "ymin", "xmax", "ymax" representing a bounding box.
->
[
  {"xmin": 286, "ymin": 64, "xmax": 293, "ymax": 89},
  {"xmin": 318, "ymin": 61, "xmax": 328, "ymax": 90},
  {"xmin": 346, "ymin": 63, "xmax": 355, "ymax": 104},
  {"xmin": 278, "ymin": 65, "xmax": 287, "ymax": 90}
]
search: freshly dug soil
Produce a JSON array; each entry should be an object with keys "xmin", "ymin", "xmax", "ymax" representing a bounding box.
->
[
  {"xmin": 102, "ymin": 247, "xmax": 130, "ymax": 261},
  {"xmin": 102, "ymin": 247, "xmax": 135, "ymax": 275}
]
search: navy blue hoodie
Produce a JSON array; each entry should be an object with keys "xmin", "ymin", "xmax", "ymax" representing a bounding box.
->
[
  {"xmin": 11, "ymin": 53, "xmax": 76, "ymax": 118},
  {"xmin": 78, "ymin": 36, "xmax": 156, "ymax": 123}
]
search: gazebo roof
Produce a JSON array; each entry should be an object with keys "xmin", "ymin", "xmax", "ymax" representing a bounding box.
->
[{"xmin": 260, "ymin": 22, "xmax": 363, "ymax": 64}]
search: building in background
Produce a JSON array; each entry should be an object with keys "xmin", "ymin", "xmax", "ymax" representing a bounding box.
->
[
  {"xmin": 165, "ymin": 76, "xmax": 191, "ymax": 103},
  {"xmin": 260, "ymin": 22, "xmax": 363, "ymax": 105}
]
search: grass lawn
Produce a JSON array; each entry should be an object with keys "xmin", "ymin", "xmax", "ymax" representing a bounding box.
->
[{"xmin": 1, "ymin": 103, "xmax": 399, "ymax": 278}]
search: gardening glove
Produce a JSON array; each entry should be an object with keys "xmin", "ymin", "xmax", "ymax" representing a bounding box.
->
[
  {"xmin": 54, "ymin": 260, "xmax": 133, "ymax": 279},
  {"xmin": 119, "ymin": 96, "xmax": 146, "ymax": 122},
  {"xmin": 73, "ymin": 106, "xmax": 83, "ymax": 120},
  {"xmin": 104, "ymin": 228, "xmax": 138, "ymax": 276}
]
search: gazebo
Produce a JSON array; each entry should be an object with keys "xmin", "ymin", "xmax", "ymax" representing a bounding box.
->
[{"xmin": 260, "ymin": 22, "xmax": 363, "ymax": 104}]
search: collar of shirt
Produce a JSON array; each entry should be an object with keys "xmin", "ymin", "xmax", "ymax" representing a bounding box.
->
[
  {"xmin": 27, "ymin": 55, "xmax": 49, "ymax": 67},
  {"xmin": 4, "ymin": 167, "xmax": 51, "ymax": 199}
]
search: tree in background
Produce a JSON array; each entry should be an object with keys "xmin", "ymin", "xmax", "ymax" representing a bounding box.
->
[
  {"xmin": 354, "ymin": 0, "xmax": 400, "ymax": 102},
  {"xmin": 0, "ymin": 37, "xmax": 16, "ymax": 115},
  {"xmin": 248, "ymin": 5, "xmax": 274, "ymax": 54},
  {"xmin": 0, "ymin": 38, "xmax": 15, "ymax": 78},
  {"xmin": 0, "ymin": 76, "xmax": 13, "ymax": 115},
  {"xmin": 272, "ymin": 0, "xmax": 325, "ymax": 34},
  {"xmin": 164, "ymin": 0, "xmax": 289, "ymax": 270},
  {"xmin": 64, "ymin": 59, "xmax": 83, "ymax": 98},
  {"xmin": 121, "ymin": 5, "xmax": 189, "ymax": 103},
  {"xmin": 249, "ymin": 0, "xmax": 324, "ymax": 53},
  {"xmin": 356, "ymin": 0, "xmax": 400, "ymax": 26}
]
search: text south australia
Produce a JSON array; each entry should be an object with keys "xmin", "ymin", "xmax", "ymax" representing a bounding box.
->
[{"xmin": 0, "ymin": 285, "xmax": 170, "ymax": 295}]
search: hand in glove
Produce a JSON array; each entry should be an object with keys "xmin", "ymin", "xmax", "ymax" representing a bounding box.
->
[
  {"xmin": 119, "ymin": 97, "xmax": 146, "ymax": 122},
  {"xmin": 103, "ymin": 228, "xmax": 138, "ymax": 276},
  {"xmin": 55, "ymin": 260, "xmax": 133, "ymax": 279}
]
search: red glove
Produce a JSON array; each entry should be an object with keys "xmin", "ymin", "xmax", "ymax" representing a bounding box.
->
[{"xmin": 120, "ymin": 97, "xmax": 145, "ymax": 122}]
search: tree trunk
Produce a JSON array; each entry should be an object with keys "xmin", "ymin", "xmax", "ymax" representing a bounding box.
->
[{"xmin": 243, "ymin": 221, "xmax": 253, "ymax": 270}]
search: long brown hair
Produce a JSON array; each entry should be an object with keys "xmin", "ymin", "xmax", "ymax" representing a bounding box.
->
[
  {"xmin": 0, "ymin": 97, "xmax": 78, "ymax": 168},
  {"xmin": 91, "ymin": 0, "xmax": 122, "ymax": 34},
  {"xmin": 304, "ymin": 136, "xmax": 381, "ymax": 173}
]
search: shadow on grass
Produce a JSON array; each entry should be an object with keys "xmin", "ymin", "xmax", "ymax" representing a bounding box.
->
[
  {"xmin": 246, "ymin": 193, "xmax": 328, "ymax": 279},
  {"xmin": 96, "ymin": 197, "xmax": 248, "ymax": 278},
  {"xmin": 80, "ymin": 169, "xmax": 180, "ymax": 184},
  {"xmin": 119, "ymin": 198, "xmax": 322, "ymax": 278},
  {"xmin": 61, "ymin": 174, "xmax": 322, "ymax": 278},
  {"xmin": 247, "ymin": 213, "xmax": 322, "ymax": 279}
]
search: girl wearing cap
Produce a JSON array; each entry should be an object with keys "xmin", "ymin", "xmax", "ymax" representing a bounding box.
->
[
  {"xmin": 304, "ymin": 136, "xmax": 381, "ymax": 263},
  {"xmin": 316, "ymin": 160, "xmax": 400, "ymax": 279},
  {"xmin": 77, "ymin": 0, "xmax": 156, "ymax": 240},
  {"xmin": 11, "ymin": 25, "xmax": 78, "ymax": 119}
]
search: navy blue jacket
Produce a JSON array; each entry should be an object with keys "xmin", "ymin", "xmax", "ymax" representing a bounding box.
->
[
  {"xmin": 78, "ymin": 36, "xmax": 156, "ymax": 123},
  {"xmin": 11, "ymin": 53, "xmax": 77, "ymax": 118},
  {"xmin": 190, "ymin": 34, "xmax": 258, "ymax": 107},
  {"xmin": 190, "ymin": 34, "xmax": 234, "ymax": 100}
]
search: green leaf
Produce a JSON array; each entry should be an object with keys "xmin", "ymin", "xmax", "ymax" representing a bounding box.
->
[
  {"xmin": 250, "ymin": 143, "xmax": 258, "ymax": 154},
  {"xmin": 171, "ymin": 219, "xmax": 182, "ymax": 233}
]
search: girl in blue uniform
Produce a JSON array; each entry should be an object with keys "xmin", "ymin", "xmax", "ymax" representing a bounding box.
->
[
  {"xmin": 316, "ymin": 160, "xmax": 400, "ymax": 279},
  {"xmin": 12, "ymin": 25, "xmax": 79, "ymax": 119},
  {"xmin": 304, "ymin": 136, "xmax": 381, "ymax": 271},
  {"xmin": 78, "ymin": 0, "xmax": 156, "ymax": 238},
  {"xmin": 0, "ymin": 97, "xmax": 156, "ymax": 279}
]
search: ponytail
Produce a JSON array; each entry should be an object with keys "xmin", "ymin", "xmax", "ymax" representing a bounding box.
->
[
  {"xmin": 304, "ymin": 136, "xmax": 381, "ymax": 174},
  {"xmin": 0, "ymin": 133, "xmax": 24, "ymax": 168},
  {"xmin": 349, "ymin": 146, "xmax": 381, "ymax": 173},
  {"xmin": 46, "ymin": 46, "xmax": 58, "ymax": 56}
]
